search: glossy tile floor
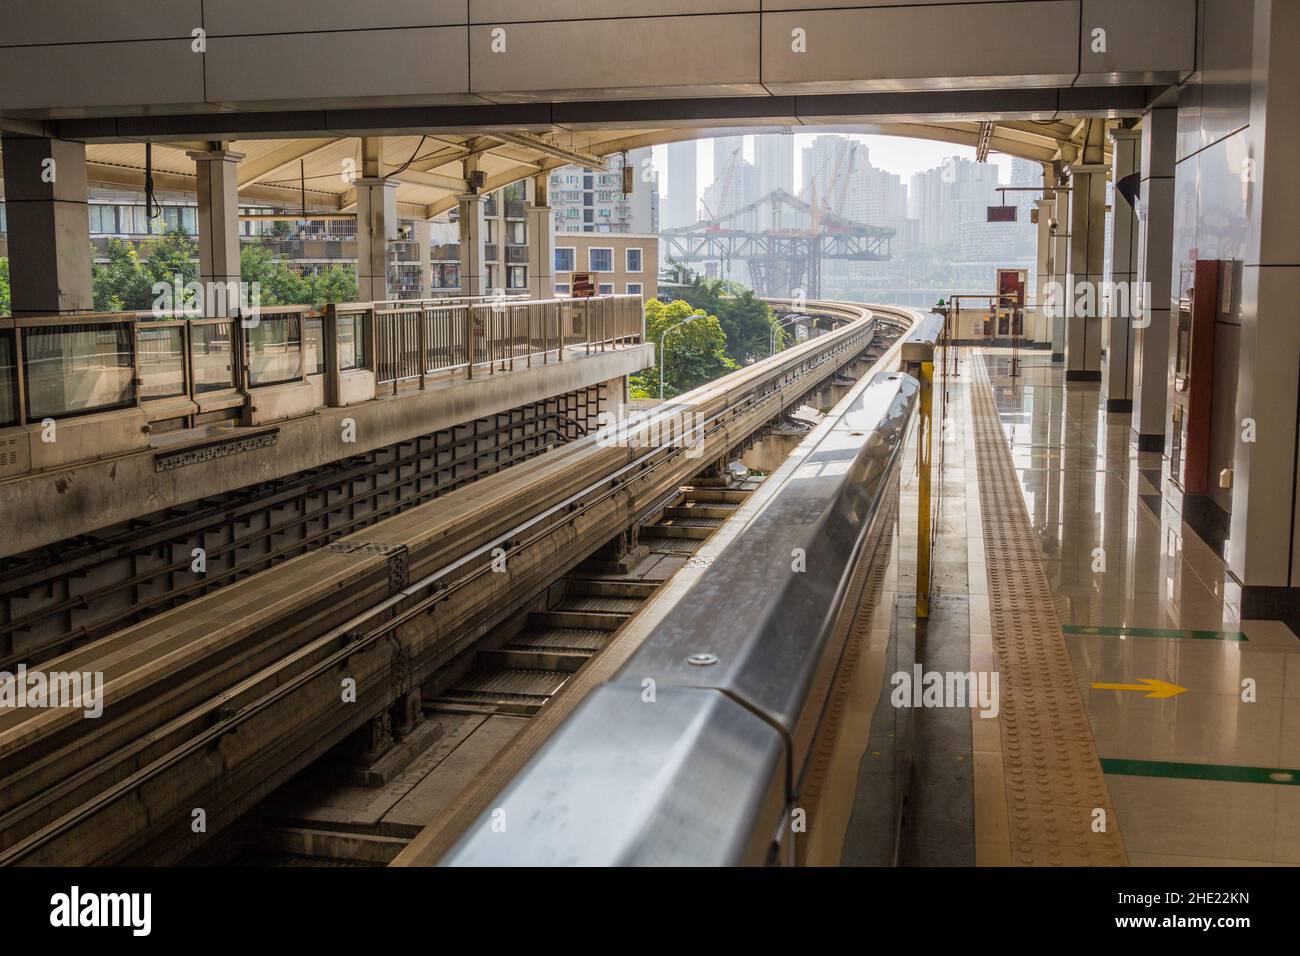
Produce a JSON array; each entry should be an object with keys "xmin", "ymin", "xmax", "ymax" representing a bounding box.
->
[{"xmin": 981, "ymin": 349, "xmax": 1300, "ymax": 866}]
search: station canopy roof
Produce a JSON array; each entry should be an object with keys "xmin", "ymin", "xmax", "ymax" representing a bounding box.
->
[{"xmin": 0, "ymin": 120, "xmax": 1102, "ymax": 221}]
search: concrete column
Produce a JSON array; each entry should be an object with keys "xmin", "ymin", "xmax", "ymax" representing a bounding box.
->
[
  {"xmin": 1049, "ymin": 178, "xmax": 1071, "ymax": 362},
  {"xmin": 457, "ymin": 194, "xmax": 486, "ymax": 297},
  {"xmin": 1064, "ymin": 162, "xmax": 1108, "ymax": 381},
  {"xmin": 354, "ymin": 177, "xmax": 398, "ymax": 301},
  {"xmin": 414, "ymin": 219, "xmax": 433, "ymax": 299},
  {"xmin": 1130, "ymin": 107, "xmax": 1177, "ymax": 451},
  {"xmin": 1229, "ymin": 0, "xmax": 1300, "ymax": 608},
  {"xmin": 0, "ymin": 135, "xmax": 92, "ymax": 315},
  {"xmin": 188, "ymin": 147, "xmax": 245, "ymax": 316},
  {"xmin": 1103, "ymin": 129, "xmax": 1141, "ymax": 411},
  {"xmin": 527, "ymin": 174, "xmax": 554, "ymax": 300},
  {"xmin": 1031, "ymin": 197, "xmax": 1055, "ymax": 347}
]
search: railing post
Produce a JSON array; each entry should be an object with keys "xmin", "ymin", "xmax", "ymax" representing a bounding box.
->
[
  {"xmin": 323, "ymin": 304, "xmax": 341, "ymax": 407},
  {"xmin": 915, "ymin": 354, "xmax": 933, "ymax": 621},
  {"xmin": 418, "ymin": 306, "xmax": 427, "ymax": 390},
  {"xmin": 466, "ymin": 307, "xmax": 475, "ymax": 380}
]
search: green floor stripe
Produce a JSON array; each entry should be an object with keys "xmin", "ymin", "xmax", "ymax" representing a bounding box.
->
[
  {"xmin": 1064, "ymin": 624, "xmax": 1247, "ymax": 642},
  {"xmin": 1101, "ymin": 757, "xmax": 1297, "ymax": 785}
]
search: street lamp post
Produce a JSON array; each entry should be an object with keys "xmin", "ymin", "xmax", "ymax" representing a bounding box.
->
[
  {"xmin": 659, "ymin": 312, "xmax": 701, "ymax": 400},
  {"xmin": 770, "ymin": 314, "xmax": 804, "ymax": 356}
]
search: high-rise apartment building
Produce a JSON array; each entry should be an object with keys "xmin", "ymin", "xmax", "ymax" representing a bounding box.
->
[
  {"xmin": 755, "ymin": 134, "xmax": 794, "ymax": 198},
  {"xmin": 909, "ymin": 156, "xmax": 1001, "ymax": 246},
  {"xmin": 664, "ymin": 140, "xmax": 698, "ymax": 229},
  {"xmin": 547, "ymin": 149, "xmax": 658, "ymax": 235}
]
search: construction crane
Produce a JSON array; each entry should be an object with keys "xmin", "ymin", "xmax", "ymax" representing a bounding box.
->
[
  {"xmin": 804, "ymin": 140, "xmax": 859, "ymax": 233},
  {"xmin": 700, "ymin": 141, "xmax": 743, "ymax": 224}
]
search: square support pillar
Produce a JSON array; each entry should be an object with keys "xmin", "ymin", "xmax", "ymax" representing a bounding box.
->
[
  {"xmin": 1103, "ymin": 130, "xmax": 1141, "ymax": 411},
  {"xmin": 1064, "ymin": 162, "xmax": 1108, "ymax": 381},
  {"xmin": 355, "ymin": 177, "xmax": 398, "ymax": 301},
  {"xmin": 527, "ymin": 197, "xmax": 554, "ymax": 301},
  {"xmin": 1031, "ymin": 198, "xmax": 1055, "ymax": 347},
  {"xmin": 1228, "ymin": 0, "xmax": 1300, "ymax": 611},
  {"xmin": 1, "ymin": 135, "xmax": 92, "ymax": 316},
  {"xmin": 188, "ymin": 147, "xmax": 245, "ymax": 317},
  {"xmin": 457, "ymin": 194, "xmax": 486, "ymax": 297},
  {"xmin": 414, "ymin": 220, "xmax": 433, "ymax": 299},
  {"xmin": 1049, "ymin": 184, "xmax": 1071, "ymax": 362},
  {"xmin": 1131, "ymin": 107, "xmax": 1177, "ymax": 451}
]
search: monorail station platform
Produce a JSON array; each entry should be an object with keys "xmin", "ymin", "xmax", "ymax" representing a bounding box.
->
[
  {"xmin": 857, "ymin": 347, "xmax": 1298, "ymax": 867},
  {"xmin": 3, "ymin": 0, "xmax": 1300, "ymax": 894}
]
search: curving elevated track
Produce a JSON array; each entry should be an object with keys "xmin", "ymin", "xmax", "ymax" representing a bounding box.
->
[{"xmin": 0, "ymin": 300, "xmax": 922, "ymax": 866}]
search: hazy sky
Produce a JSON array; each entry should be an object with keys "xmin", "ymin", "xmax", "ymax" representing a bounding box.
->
[{"xmin": 652, "ymin": 131, "xmax": 1017, "ymax": 199}]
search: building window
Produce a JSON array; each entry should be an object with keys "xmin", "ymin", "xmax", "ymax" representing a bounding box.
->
[
  {"xmin": 598, "ymin": 283, "xmax": 614, "ymax": 295},
  {"xmin": 507, "ymin": 265, "xmax": 527, "ymax": 290},
  {"xmin": 589, "ymin": 248, "xmax": 613, "ymax": 272},
  {"xmin": 554, "ymin": 283, "xmax": 570, "ymax": 294},
  {"xmin": 626, "ymin": 283, "xmax": 643, "ymax": 295},
  {"xmin": 626, "ymin": 248, "xmax": 643, "ymax": 273},
  {"xmin": 555, "ymin": 247, "xmax": 576, "ymax": 272}
]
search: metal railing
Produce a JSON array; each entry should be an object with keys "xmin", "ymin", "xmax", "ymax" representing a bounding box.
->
[{"xmin": 343, "ymin": 295, "xmax": 645, "ymax": 394}]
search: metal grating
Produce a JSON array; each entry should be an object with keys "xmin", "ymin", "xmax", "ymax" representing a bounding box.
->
[{"xmin": 970, "ymin": 357, "xmax": 1128, "ymax": 866}]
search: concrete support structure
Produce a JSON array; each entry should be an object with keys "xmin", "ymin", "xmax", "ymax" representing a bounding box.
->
[
  {"xmin": 1064, "ymin": 162, "xmax": 1108, "ymax": 381},
  {"xmin": 353, "ymin": 137, "xmax": 397, "ymax": 301},
  {"xmin": 458, "ymin": 194, "xmax": 487, "ymax": 297},
  {"xmin": 1130, "ymin": 107, "xmax": 1177, "ymax": 451},
  {"xmin": 1103, "ymin": 130, "xmax": 1141, "ymax": 411},
  {"xmin": 0, "ymin": 135, "xmax": 93, "ymax": 316},
  {"xmin": 414, "ymin": 219, "xmax": 433, "ymax": 299},
  {"xmin": 1229, "ymin": 0, "xmax": 1300, "ymax": 612},
  {"xmin": 188, "ymin": 146, "xmax": 244, "ymax": 317},
  {"xmin": 1031, "ymin": 196, "xmax": 1055, "ymax": 348},
  {"xmin": 354, "ymin": 179, "xmax": 398, "ymax": 302},
  {"xmin": 527, "ymin": 175, "xmax": 554, "ymax": 300},
  {"xmin": 1049, "ymin": 178, "xmax": 1071, "ymax": 362}
]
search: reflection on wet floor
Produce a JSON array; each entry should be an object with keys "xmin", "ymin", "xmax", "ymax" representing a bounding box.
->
[{"xmin": 982, "ymin": 349, "xmax": 1299, "ymax": 866}]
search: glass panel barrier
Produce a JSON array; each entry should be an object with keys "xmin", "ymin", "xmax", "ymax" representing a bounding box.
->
[
  {"xmin": 303, "ymin": 317, "xmax": 326, "ymax": 376},
  {"xmin": 338, "ymin": 312, "xmax": 365, "ymax": 371},
  {"xmin": 0, "ymin": 332, "xmax": 17, "ymax": 427},
  {"xmin": 246, "ymin": 315, "xmax": 303, "ymax": 387},
  {"xmin": 191, "ymin": 322, "xmax": 236, "ymax": 393},
  {"xmin": 137, "ymin": 325, "xmax": 186, "ymax": 399},
  {"xmin": 22, "ymin": 322, "xmax": 135, "ymax": 420}
]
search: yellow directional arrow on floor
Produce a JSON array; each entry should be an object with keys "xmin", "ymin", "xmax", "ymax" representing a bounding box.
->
[{"xmin": 1091, "ymin": 678, "xmax": 1188, "ymax": 699}]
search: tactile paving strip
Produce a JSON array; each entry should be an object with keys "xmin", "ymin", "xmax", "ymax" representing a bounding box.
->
[{"xmin": 969, "ymin": 357, "xmax": 1127, "ymax": 866}]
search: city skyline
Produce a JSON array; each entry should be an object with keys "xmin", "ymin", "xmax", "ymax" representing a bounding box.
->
[{"xmin": 653, "ymin": 131, "xmax": 1022, "ymax": 222}]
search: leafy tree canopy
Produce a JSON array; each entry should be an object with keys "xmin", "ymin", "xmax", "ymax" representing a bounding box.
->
[
  {"xmin": 662, "ymin": 269, "xmax": 789, "ymax": 364},
  {"xmin": 630, "ymin": 298, "xmax": 737, "ymax": 400},
  {"xmin": 89, "ymin": 231, "xmax": 358, "ymax": 313},
  {"xmin": 0, "ymin": 259, "xmax": 10, "ymax": 318}
]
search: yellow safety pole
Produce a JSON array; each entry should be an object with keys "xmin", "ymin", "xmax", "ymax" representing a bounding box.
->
[{"xmin": 916, "ymin": 357, "xmax": 933, "ymax": 620}]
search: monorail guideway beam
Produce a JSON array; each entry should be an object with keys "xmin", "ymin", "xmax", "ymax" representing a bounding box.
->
[{"xmin": 0, "ymin": 302, "xmax": 900, "ymax": 866}]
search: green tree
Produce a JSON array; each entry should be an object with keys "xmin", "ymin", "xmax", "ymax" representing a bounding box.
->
[
  {"xmin": 631, "ymin": 298, "xmax": 736, "ymax": 399},
  {"xmin": 240, "ymin": 242, "xmax": 357, "ymax": 308},
  {"xmin": 667, "ymin": 271, "xmax": 788, "ymax": 364},
  {"xmin": 0, "ymin": 259, "xmax": 10, "ymax": 317}
]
